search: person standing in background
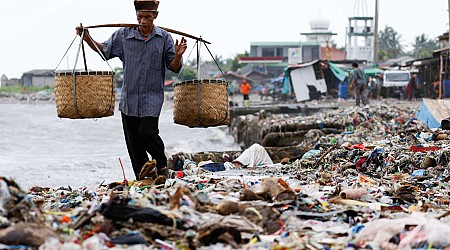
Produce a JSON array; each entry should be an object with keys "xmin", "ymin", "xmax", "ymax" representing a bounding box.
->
[
  {"xmin": 349, "ymin": 62, "xmax": 368, "ymax": 106},
  {"xmin": 240, "ymin": 79, "xmax": 251, "ymax": 107},
  {"xmin": 368, "ymin": 75, "xmax": 380, "ymax": 100},
  {"xmin": 406, "ymin": 73, "xmax": 418, "ymax": 101}
]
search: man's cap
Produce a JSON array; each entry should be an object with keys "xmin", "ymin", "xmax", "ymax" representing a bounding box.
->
[{"xmin": 134, "ymin": 0, "xmax": 159, "ymax": 11}]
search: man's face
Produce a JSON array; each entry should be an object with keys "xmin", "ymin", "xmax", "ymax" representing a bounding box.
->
[{"xmin": 137, "ymin": 10, "xmax": 158, "ymax": 29}]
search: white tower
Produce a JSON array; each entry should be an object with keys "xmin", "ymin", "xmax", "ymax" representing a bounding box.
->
[
  {"xmin": 347, "ymin": 0, "xmax": 374, "ymax": 61},
  {"xmin": 301, "ymin": 16, "xmax": 337, "ymax": 47}
]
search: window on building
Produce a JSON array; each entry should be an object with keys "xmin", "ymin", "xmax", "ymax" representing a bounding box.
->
[
  {"xmin": 262, "ymin": 48, "xmax": 275, "ymax": 57},
  {"xmin": 303, "ymin": 47, "xmax": 312, "ymax": 62},
  {"xmin": 302, "ymin": 46, "xmax": 320, "ymax": 62},
  {"xmin": 276, "ymin": 48, "xmax": 283, "ymax": 57}
]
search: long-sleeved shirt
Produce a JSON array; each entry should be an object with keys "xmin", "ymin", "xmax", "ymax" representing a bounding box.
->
[{"xmin": 102, "ymin": 26, "xmax": 179, "ymax": 117}]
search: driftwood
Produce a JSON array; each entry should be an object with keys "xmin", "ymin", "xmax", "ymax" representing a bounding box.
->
[
  {"xmin": 314, "ymin": 143, "xmax": 337, "ymax": 170},
  {"xmin": 262, "ymin": 128, "xmax": 343, "ymax": 147},
  {"xmin": 262, "ymin": 122, "xmax": 346, "ymax": 138},
  {"xmin": 192, "ymin": 151, "xmax": 241, "ymax": 163},
  {"xmin": 264, "ymin": 145, "xmax": 310, "ymax": 162},
  {"xmin": 262, "ymin": 131, "xmax": 308, "ymax": 147}
]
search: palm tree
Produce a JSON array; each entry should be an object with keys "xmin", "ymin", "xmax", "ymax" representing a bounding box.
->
[
  {"xmin": 378, "ymin": 26, "xmax": 404, "ymax": 61},
  {"xmin": 412, "ymin": 34, "xmax": 439, "ymax": 59}
]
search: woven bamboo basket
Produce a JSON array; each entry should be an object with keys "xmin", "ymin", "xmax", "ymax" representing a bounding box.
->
[
  {"xmin": 173, "ymin": 79, "xmax": 229, "ymax": 127},
  {"xmin": 54, "ymin": 71, "xmax": 115, "ymax": 119}
]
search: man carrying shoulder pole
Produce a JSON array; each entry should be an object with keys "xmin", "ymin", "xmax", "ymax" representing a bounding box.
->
[{"xmin": 75, "ymin": 0, "xmax": 187, "ymax": 180}]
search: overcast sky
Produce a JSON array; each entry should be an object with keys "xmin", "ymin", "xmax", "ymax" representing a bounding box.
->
[{"xmin": 0, "ymin": 0, "xmax": 448, "ymax": 78}]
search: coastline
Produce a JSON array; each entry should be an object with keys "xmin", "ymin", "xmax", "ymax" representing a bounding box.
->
[{"xmin": 0, "ymin": 92, "xmax": 55, "ymax": 104}]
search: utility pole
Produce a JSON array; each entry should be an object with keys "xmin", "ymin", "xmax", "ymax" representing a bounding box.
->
[
  {"xmin": 448, "ymin": 0, "xmax": 450, "ymax": 47},
  {"xmin": 373, "ymin": 0, "xmax": 379, "ymax": 64}
]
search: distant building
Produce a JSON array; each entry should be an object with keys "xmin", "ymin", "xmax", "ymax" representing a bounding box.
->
[
  {"xmin": 0, "ymin": 74, "xmax": 21, "ymax": 87},
  {"xmin": 301, "ymin": 16, "xmax": 345, "ymax": 61},
  {"xmin": 247, "ymin": 41, "xmax": 322, "ymax": 62},
  {"xmin": 301, "ymin": 16, "xmax": 337, "ymax": 47},
  {"xmin": 244, "ymin": 70, "xmax": 268, "ymax": 85},
  {"xmin": 346, "ymin": 16, "xmax": 374, "ymax": 61},
  {"xmin": 198, "ymin": 61, "xmax": 221, "ymax": 79},
  {"xmin": 238, "ymin": 17, "xmax": 344, "ymax": 78},
  {"xmin": 438, "ymin": 32, "xmax": 449, "ymax": 49},
  {"xmin": 22, "ymin": 69, "xmax": 55, "ymax": 87},
  {"xmin": 1, "ymin": 74, "xmax": 8, "ymax": 87},
  {"xmin": 9, "ymin": 78, "xmax": 20, "ymax": 86},
  {"xmin": 238, "ymin": 41, "xmax": 322, "ymax": 77},
  {"xmin": 320, "ymin": 47, "xmax": 346, "ymax": 61},
  {"xmin": 213, "ymin": 71, "xmax": 251, "ymax": 95}
]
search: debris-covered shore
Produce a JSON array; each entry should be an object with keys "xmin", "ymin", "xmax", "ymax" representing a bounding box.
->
[{"xmin": 1, "ymin": 101, "xmax": 450, "ymax": 249}]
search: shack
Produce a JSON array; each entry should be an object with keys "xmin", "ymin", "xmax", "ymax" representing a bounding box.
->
[
  {"xmin": 406, "ymin": 48, "xmax": 446, "ymax": 99},
  {"xmin": 22, "ymin": 70, "xmax": 55, "ymax": 88},
  {"xmin": 283, "ymin": 60, "xmax": 348, "ymax": 102}
]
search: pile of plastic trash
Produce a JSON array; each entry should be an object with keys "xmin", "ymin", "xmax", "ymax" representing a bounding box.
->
[{"xmin": 1, "ymin": 103, "xmax": 450, "ymax": 249}]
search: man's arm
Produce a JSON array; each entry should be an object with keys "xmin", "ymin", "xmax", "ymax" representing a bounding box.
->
[
  {"xmin": 349, "ymin": 76, "xmax": 355, "ymax": 89},
  {"xmin": 170, "ymin": 54, "xmax": 183, "ymax": 72}
]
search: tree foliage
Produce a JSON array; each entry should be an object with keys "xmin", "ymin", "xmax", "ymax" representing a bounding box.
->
[
  {"xmin": 165, "ymin": 65, "xmax": 197, "ymax": 81},
  {"xmin": 377, "ymin": 26, "xmax": 404, "ymax": 61},
  {"xmin": 226, "ymin": 51, "xmax": 249, "ymax": 72},
  {"xmin": 114, "ymin": 67, "xmax": 123, "ymax": 88},
  {"xmin": 411, "ymin": 34, "xmax": 439, "ymax": 59},
  {"xmin": 114, "ymin": 67, "xmax": 123, "ymax": 77}
]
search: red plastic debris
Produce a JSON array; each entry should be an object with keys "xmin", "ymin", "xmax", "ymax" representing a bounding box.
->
[
  {"xmin": 176, "ymin": 171, "xmax": 184, "ymax": 178},
  {"xmin": 410, "ymin": 145, "xmax": 440, "ymax": 152}
]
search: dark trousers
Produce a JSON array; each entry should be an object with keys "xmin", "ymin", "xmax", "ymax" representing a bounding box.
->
[
  {"xmin": 121, "ymin": 113, "xmax": 167, "ymax": 179},
  {"xmin": 354, "ymin": 83, "xmax": 369, "ymax": 106}
]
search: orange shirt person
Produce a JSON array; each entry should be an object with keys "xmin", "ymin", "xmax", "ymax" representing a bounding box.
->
[
  {"xmin": 240, "ymin": 79, "xmax": 251, "ymax": 97},
  {"xmin": 240, "ymin": 79, "xmax": 251, "ymax": 107}
]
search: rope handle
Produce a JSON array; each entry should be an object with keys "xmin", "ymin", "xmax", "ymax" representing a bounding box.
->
[
  {"xmin": 176, "ymin": 39, "xmax": 230, "ymax": 127},
  {"xmin": 177, "ymin": 39, "xmax": 228, "ymax": 83},
  {"xmin": 54, "ymin": 24, "xmax": 115, "ymax": 119},
  {"xmin": 54, "ymin": 24, "xmax": 114, "ymax": 73}
]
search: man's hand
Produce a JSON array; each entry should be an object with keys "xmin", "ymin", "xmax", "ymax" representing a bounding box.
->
[
  {"xmin": 75, "ymin": 26, "xmax": 90, "ymax": 41},
  {"xmin": 174, "ymin": 37, "xmax": 187, "ymax": 57},
  {"xmin": 75, "ymin": 25, "xmax": 103, "ymax": 53}
]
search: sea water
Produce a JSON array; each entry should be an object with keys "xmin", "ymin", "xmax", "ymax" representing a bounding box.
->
[{"xmin": 0, "ymin": 101, "xmax": 240, "ymax": 189}]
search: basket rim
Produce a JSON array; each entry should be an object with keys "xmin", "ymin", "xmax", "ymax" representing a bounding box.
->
[
  {"xmin": 54, "ymin": 70, "xmax": 115, "ymax": 76},
  {"xmin": 174, "ymin": 78, "xmax": 228, "ymax": 87}
]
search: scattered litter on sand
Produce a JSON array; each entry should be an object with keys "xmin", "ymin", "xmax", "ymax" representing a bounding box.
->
[{"xmin": 1, "ymin": 102, "xmax": 450, "ymax": 249}]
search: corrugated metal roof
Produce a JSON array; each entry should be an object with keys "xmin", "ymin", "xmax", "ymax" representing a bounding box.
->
[{"xmin": 288, "ymin": 59, "xmax": 321, "ymax": 69}]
